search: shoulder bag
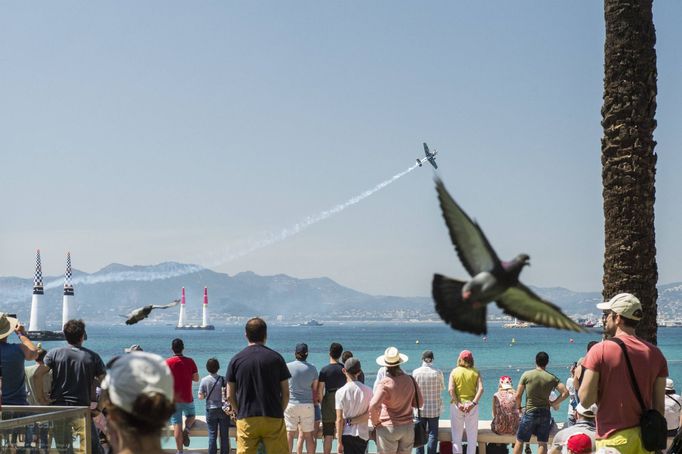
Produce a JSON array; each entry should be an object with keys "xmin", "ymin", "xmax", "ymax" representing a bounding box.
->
[
  {"xmin": 410, "ymin": 376, "xmax": 428, "ymax": 448},
  {"xmin": 608, "ymin": 337, "xmax": 667, "ymax": 451}
]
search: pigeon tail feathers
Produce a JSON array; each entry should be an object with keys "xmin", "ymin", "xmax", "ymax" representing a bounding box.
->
[{"xmin": 432, "ymin": 274, "xmax": 488, "ymax": 335}]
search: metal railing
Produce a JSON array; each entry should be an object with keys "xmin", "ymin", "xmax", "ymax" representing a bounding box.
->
[{"xmin": 0, "ymin": 405, "xmax": 92, "ymax": 453}]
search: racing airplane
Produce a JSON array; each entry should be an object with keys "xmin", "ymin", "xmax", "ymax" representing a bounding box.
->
[{"xmin": 417, "ymin": 142, "xmax": 438, "ymax": 169}]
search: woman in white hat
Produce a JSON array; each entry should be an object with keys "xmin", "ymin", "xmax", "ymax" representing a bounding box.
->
[
  {"xmin": 665, "ymin": 378, "xmax": 681, "ymax": 437},
  {"xmin": 369, "ymin": 347, "xmax": 422, "ymax": 454},
  {"xmin": 100, "ymin": 352, "xmax": 176, "ymax": 454},
  {"xmin": 491, "ymin": 375, "xmax": 519, "ymax": 435}
]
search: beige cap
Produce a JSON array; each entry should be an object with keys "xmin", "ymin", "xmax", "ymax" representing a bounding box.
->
[
  {"xmin": 596, "ymin": 293, "xmax": 643, "ymax": 321},
  {"xmin": 101, "ymin": 352, "xmax": 174, "ymax": 414}
]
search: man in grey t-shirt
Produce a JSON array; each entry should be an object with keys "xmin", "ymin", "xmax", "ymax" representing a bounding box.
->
[
  {"xmin": 285, "ymin": 343, "xmax": 319, "ymax": 454},
  {"xmin": 35, "ymin": 319, "xmax": 106, "ymax": 454}
]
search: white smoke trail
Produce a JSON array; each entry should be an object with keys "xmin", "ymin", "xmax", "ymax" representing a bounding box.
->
[
  {"xmin": 200, "ymin": 161, "xmax": 422, "ymax": 268},
  {"xmin": 6, "ymin": 162, "xmax": 422, "ymax": 298}
]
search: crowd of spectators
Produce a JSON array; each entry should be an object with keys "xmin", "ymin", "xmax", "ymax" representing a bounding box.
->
[{"xmin": 0, "ymin": 291, "xmax": 678, "ymax": 454}]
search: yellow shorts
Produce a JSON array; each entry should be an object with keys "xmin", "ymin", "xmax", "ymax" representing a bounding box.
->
[
  {"xmin": 236, "ymin": 416, "xmax": 289, "ymax": 454},
  {"xmin": 596, "ymin": 426, "xmax": 651, "ymax": 454}
]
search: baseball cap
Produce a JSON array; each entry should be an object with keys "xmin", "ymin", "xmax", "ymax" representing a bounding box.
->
[
  {"xmin": 575, "ymin": 403, "xmax": 597, "ymax": 418},
  {"xmin": 295, "ymin": 343, "xmax": 308, "ymax": 355},
  {"xmin": 458, "ymin": 350, "xmax": 473, "ymax": 362},
  {"xmin": 344, "ymin": 358, "xmax": 362, "ymax": 375},
  {"xmin": 596, "ymin": 293, "xmax": 643, "ymax": 320},
  {"xmin": 567, "ymin": 433, "xmax": 592, "ymax": 454},
  {"xmin": 666, "ymin": 378, "xmax": 675, "ymax": 391},
  {"xmin": 421, "ymin": 350, "xmax": 434, "ymax": 361},
  {"xmin": 101, "ymin": 352, "xmax": 174, "ymax": 414}
]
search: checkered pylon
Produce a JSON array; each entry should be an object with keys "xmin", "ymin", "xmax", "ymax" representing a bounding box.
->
[
  {"xmin": 65, "ymin": 252, "xmax": 72, "ymax": 285},
  {"xmin": 34, "ymin": 249, "xmax": 43, "ymax": 287},
  {"xmin": 64, "ymin": 252, "xmax": 74, "ymax": 295},
  {"xmin": 33, "ymin": 249, "xmax": 44, "ymax": 294}
]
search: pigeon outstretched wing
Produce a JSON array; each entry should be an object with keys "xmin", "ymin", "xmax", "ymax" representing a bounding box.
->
[
  {"xmin": 436, "ymin": 179, "xmax": 502, "ymax": 277},
  {"xmin": 151, "ymin": 299, "xmax": 180, "ymax": 310},
  {"xmin": 432, "ymin": 274, "xmax": 488, "ymax": 335},
  {"xmin": 495, "ymin": 284, "xmax": 584, "ymax": 332}
]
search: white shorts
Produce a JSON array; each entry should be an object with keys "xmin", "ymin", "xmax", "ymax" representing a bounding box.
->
[{"xmin": 284, "ymin": 403, "xmax": 315, "ymax": 433}]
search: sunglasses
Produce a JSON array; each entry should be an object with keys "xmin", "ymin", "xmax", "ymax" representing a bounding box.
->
[{"xmin": 602, "ymin": 311, "xmax": 617, "ymax": 322}]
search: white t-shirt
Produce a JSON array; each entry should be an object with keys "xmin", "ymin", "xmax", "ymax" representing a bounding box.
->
[
  {"xmin": 335, "ymin": 380, "xmax": 373, "ymax": 440},
  {"xmin": 664, "ymin": 393, "xmax": 682, "ymax": 431},
  {"xmin": 566, "ymin": 377, "xmax": 576, "ymax": 418}
]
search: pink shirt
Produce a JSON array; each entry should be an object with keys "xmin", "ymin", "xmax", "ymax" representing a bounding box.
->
[
  {"xmin": 369, "ymin": 373, "xmax": 423, "ymax": 426},
  {"xmin": 582, "ymin": 334, "xmax": 668, "ymax": 438}
]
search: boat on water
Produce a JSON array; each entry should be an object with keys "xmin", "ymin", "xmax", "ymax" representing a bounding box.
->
[
  {"xmin": 27, "ymin": 330, "xmax": 66, "ymax": 341},
  {"xmin": 577, "ymin": 318, "xmax": 597, "ymax": 328},
  {"xmin": 298, "ymin": 319, "xmax": 323, "ymax": 327},
  {"xmin": 503, "ymin": 318, "xmax": 531, "ymax": 328}
]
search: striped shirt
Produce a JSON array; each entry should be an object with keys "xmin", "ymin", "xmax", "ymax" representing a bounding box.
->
[{"xmin": 412, "ymin": 362, "xmax": 445, "ymax": 418}]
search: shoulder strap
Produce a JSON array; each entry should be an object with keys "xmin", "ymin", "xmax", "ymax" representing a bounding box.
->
[
  {"xmin": 607, "ymin": 337, "xmax": 646, "ymax": 411},
  {"xmin": 410, "ymin": 375, "xmax": 421, "ymax": 417},
  {"xmin": 207, "ymin": 375, "xmax": 221, "ymax": 399},
  {"xmin": 668, "ymin": 394, "xmax": 681, "ymax": 408}
]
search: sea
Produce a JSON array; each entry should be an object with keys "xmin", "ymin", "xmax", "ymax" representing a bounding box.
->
[{"xmin": 37, "ymin": 321, "xmax": 682, "ymax": 422}]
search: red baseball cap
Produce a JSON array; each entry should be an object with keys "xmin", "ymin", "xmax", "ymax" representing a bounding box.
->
[
  {"xmin": 567, "ymin": 434, "xmax": 592, "ymax": 454},
  {"xmin": 458, "ymin": 350, "xmax": 473, "ymax": 362}
]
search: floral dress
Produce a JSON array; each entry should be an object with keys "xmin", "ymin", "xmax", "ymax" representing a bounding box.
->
[{"xmin": 491, "ymin": 390, "xmax": 520, "ymax": 435}]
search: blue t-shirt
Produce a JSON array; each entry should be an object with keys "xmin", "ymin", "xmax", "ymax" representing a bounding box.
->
[
  {"xmin": 200, "ymin": 374, "xmax": 225, "ymax": 410},
  {"xmin": 226, "ymin": 344, "xmax": 291, "ymax": 419},
  {"xmin": 287, "ymin": 360, "xmax": 318, "ymax": 404},
  {"xmin": 0, "ymin": 342, "xmax": 28, "ymax": 405}
]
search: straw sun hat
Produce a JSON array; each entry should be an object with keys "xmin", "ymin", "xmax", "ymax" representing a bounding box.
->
[
  {"xmin": 0, "ymin": 312, "xmax": 19, "ymax": 340},
  {"xmin": 376, "ymin": 346, "xmax": 408, "ymax": 367}
]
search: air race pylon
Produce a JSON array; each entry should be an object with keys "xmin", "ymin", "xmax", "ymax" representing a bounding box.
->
[
  {"xmin": 28, "ymin": 249, "xmax": 45, "ymax": 332},
  {"xmin": 62, "ymin": 252, "xmax": 74, "ymax": 329},
  {"xmin": 177, "ymin": 287, "xmax": 187, "ymax": 327},
  {"xmin": 201, "ymin": 287, "xmax": 209, "ymax": 327}
]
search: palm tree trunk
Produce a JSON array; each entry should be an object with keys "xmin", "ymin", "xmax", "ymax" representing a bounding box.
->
[{"xmin": 601, "ymin": 0, "xmax": 658, "ymax": 343}]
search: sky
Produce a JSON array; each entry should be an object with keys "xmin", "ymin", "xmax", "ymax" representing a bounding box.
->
[{"xmin": 1, "ymin": 2, "xmax": 681, "ymax": 298}]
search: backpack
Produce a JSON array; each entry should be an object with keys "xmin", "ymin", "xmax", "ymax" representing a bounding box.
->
[{"xmin": 491, "ymin": 390, "xmax": 520, "ymax": 435}]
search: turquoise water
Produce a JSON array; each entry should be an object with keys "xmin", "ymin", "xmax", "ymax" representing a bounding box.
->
[{"xmin": 38, "ymin": 322, "xmax": 682, "ymax": 423}]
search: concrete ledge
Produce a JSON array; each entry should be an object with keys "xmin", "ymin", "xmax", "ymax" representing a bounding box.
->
[
  {"xmin": 164, "ymin": 417, "xmax": 557, "ymax": 454},
  {"xmin": 164, "ymin": 418, "xmax": 677, "ymax": 454}
]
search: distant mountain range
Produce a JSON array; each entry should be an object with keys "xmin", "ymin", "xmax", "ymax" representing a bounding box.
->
[{"xmin": 1, "ymin": 262, "xmax": 680, "ymax": 327}]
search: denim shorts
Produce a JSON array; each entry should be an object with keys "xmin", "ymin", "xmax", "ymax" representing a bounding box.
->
[
  {"xmin": 516, "ymin": 408, "xmax": 551, "ymax": 442},
  {"xmin": 170, "ymin": 401, "xmax": 196, "ymax": 425}
]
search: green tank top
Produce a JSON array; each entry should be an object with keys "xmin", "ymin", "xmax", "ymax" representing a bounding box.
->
[{"xmin": 449, "ymin": 366, "xmax": 479, "ymax": 402}]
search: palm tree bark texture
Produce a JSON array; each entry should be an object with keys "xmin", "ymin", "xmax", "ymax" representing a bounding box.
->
[{"xmin": 601, "ymin": 0, "xmax": 658, "ymax": 344}]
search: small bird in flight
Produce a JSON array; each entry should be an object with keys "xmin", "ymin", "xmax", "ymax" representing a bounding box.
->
[
  {"xmin": 431, "ymin": 178, "xmax": 583, "ymax": 335},
  {"xmin": 122, "ymin": 300, "xmax": 180, "ymax": 325}
]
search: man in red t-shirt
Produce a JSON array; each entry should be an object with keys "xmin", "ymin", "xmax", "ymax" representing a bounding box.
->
[
  {"xmin": 579, "ymin": 293, "xmax": 668, "ymax": 454},
  {"xmin": 166, "ymin": 338, "xmax": 200, "ymax": 453}
]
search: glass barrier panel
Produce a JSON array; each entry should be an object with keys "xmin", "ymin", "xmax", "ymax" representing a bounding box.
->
[{"xmin": 0, "ymin": 405, "xmax": 92, "ymax": 453}]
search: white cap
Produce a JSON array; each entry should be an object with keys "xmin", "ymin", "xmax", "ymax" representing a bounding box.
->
[
  {"xmin": 596, "ymin": 293, "xmax": 643, "ymax": 320},
  {"xmin": 575, "ymin": 403, "xmax": 598, "ymax": 418},
  {"xmin": 101, "ymin": 352, "xmax": 174, "ymax": 414}
]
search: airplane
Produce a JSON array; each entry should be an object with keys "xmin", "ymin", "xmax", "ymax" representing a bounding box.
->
[{"xmin": 417, "ymin": 142, "xmax": 438, "ymax": 169}]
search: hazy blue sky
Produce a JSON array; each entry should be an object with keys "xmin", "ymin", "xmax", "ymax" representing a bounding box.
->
[{"xmin": 1, "ymin": 2, "xmax": 680, "ymax": 297}]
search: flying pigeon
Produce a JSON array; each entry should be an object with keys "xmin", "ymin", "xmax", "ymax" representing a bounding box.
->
[
  {"xmin": 122, "ymin": 300, "xmax": 180, "ymax": 325},
  {"xmin": 432, "ymin": 178, "xmax": 583, "ymax": 335}
]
